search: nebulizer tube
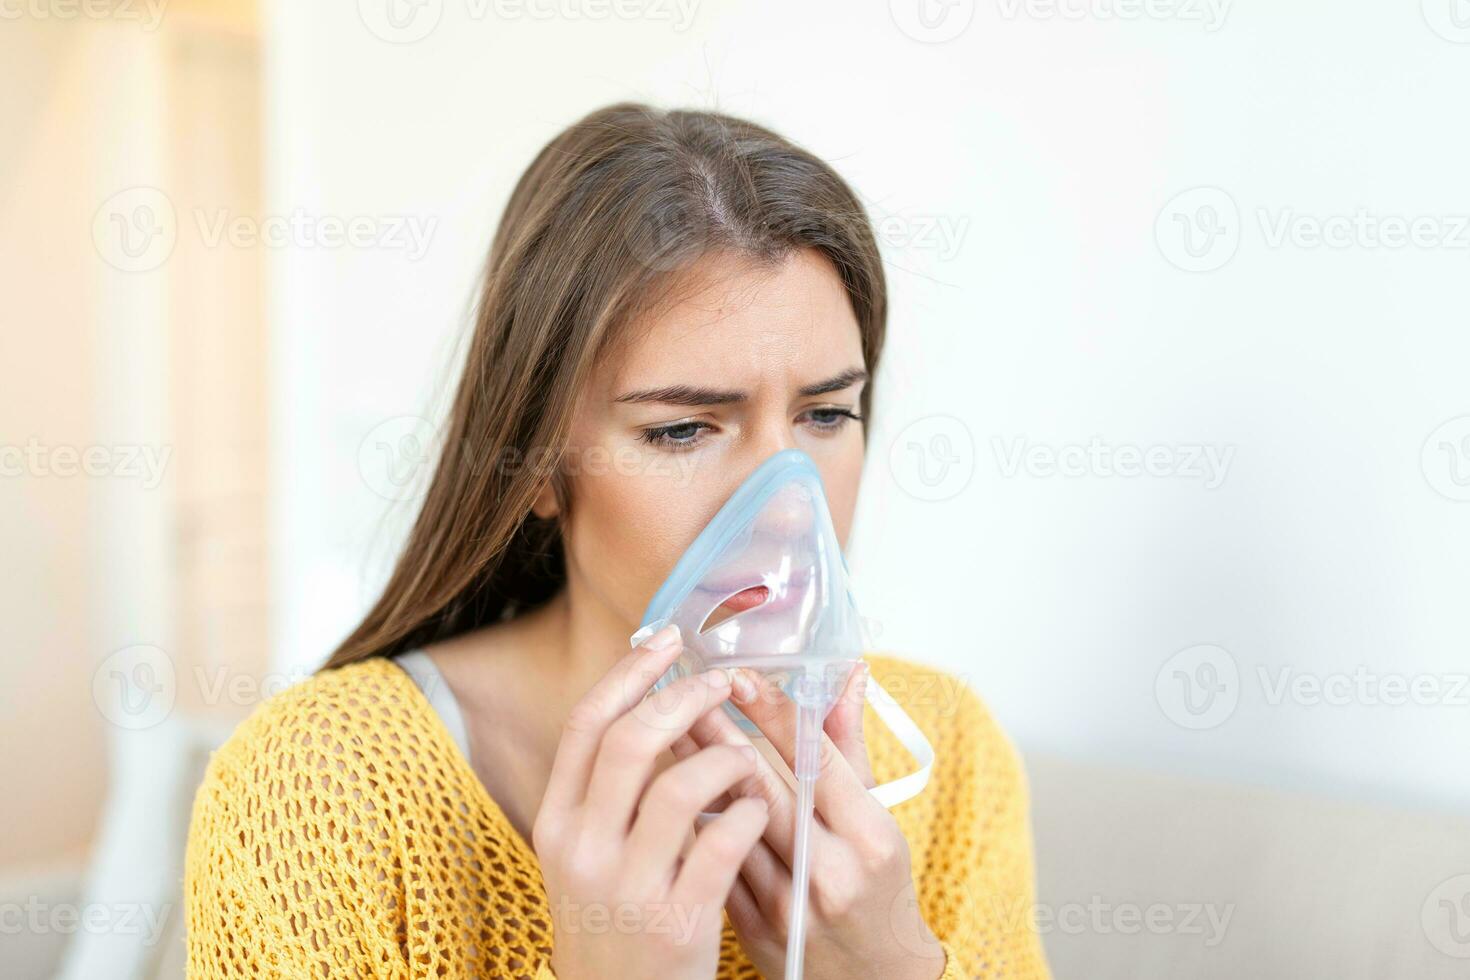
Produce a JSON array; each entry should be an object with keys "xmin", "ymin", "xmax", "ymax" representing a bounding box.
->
[{"xmin": 785, "ymin": 668, "xmax": 831, "ymax": 980}]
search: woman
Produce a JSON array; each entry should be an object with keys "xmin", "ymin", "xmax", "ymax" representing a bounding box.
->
[{"xmin": 184, "ymin": 102, "xmax": 1050, "ymax": 979}]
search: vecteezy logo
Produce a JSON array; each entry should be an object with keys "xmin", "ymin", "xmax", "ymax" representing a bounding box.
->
[
  {"xmin": 1155, "ymin": 644, "xmax": 1239, "ymax": 730},
  {"xmin": 624, "ymin": 196, "xmax": 708, "ymax": 274},
  {"xmin": 92, "ymin": 187, "xmax": 178, "ymax": 273},
  {"xmin": 1422, "ymin": 874, "xmax": 1470, "ymax": 958},
  {"xmin": 888, "ymin": 414, "xmax": 975, "ymax": 502},
  {"xmin": 888, "ymin": 878, "xmax": 948, "ymax": 958},
  {"xmin": 1155, "ymin": 187, "xmax": 1240, "ymax": 272},
  {"xmin": 1422, "ymin": 416, "xmax": 1470, "ymax": 502},
  {"xmin": 889, "ymin": 0, "xmax": 976, "ymax": 43},
  {"xmin": 359, "ymin": 415, "xmax": 440, "ymax": 501},
  {"xmin": 1423, "ymin": 0, "xmax": 1470, "ymax": 43},
  {"xmin": 357, "ymin": 0, "xmax": 443, "ymax": 43},
  {"xmin": 92, "ymin": 645, "xmax": 176, "ymax": 730}
]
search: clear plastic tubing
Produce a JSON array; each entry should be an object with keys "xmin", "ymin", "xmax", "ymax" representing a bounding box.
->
[{"xmin": 785, "ymin": 683, "xmax": 826, "ymax": 980}]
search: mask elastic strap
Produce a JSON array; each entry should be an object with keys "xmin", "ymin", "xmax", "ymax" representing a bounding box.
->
[
  {"xmin": 863, "ymin": 676, "xmax": 935, "ymax": 809},
  {"xmin": 687, "ymin": 676, "xmax": 935, "ymax": 824},
  {"xmin": 635, "ymin": 620, "xmax": 937, "ymax": 811}
]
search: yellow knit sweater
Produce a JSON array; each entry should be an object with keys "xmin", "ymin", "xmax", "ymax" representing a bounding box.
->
[{"xmin": 184, "ymin": 653, "xmax": 1051, "ymax": 979}]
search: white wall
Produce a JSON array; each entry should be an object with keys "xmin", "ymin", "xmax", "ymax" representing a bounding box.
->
[{"xmin": 264, "ymin": 0, "xmax": 1470, "ymax": 813}]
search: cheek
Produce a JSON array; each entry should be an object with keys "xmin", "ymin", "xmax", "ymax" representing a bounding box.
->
[
  {"xmin": 561, "ymin": 463, "xmax": 705, "ymax": 621},
  {"xmin": 820, "ymin": 447, "xmax": 865, "ymax": 549}
]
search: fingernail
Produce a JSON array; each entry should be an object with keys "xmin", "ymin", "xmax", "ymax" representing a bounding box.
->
[
  {"xmin": 645, "ymin": 624, "xmax": 680, "ymax": 651},
  {"xmin": 730, "ymin": 668, "xmax": 758, "ymax": 704},
  {"xmin": 702, "ymin": 668, "xmax": 731, "ymax": 688},
  {"xmin": 738, "ymin": 744, "xmax": 757, "ymax": 764}
]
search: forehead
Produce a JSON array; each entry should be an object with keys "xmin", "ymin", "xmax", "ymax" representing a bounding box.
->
[{"xmin": 602, "ymin": 248, "xmax": 864, "ymax": 396}]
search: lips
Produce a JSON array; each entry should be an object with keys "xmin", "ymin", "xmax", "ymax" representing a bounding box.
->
[
  {"xmin": 719, "ymin": 585, "xmax": 770, "ymax": 613},
  {"xmin": 698, "ymin": 567, "xmax": 815, "ymax": 630}
]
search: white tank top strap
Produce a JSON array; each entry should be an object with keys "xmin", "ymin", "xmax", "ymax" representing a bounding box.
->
[{"xmin": 394, "ymin": 650, "xmax": 473, "ymax": 764}]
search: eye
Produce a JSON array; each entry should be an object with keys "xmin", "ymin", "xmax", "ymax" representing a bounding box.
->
[
  {"xmin": 639, "ymin": 419, "xmax": 713, "ymax": 451},
  {"xmin": 802, "ymin": 406, "xmax": 864, "ymax": 433}
]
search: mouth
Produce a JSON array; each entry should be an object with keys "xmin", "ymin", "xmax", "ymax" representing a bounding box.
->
[
  {"xmin": 697, "ymin": 568, "xmax": 814, "ymax": 633},
  {"xmin": 718, "ymin": 585, "xmax": 770, "ymax": 614}
]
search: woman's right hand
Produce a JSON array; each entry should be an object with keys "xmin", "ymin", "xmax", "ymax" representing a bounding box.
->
[{"xmin": 533, "ymin": 624, "xmax": 769, "ymax": 980}]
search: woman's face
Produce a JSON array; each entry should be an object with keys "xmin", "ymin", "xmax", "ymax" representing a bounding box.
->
[{"xmin": 549, "ymin": 247, "xmax": 868, "ymax": 634}]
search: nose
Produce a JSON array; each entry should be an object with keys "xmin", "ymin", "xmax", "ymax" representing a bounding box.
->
[
  {"xmin": 751, "ymin": 479, "xmax": 816, "ymax": 539},
  {"xmin": 701, "ymin": 412, "xmax": 823, "ymax": 542},
  {"xmin": 730, "ymin": 417, "xmax": 810, "ymax": 534},
  {"xmin": 747, "ymin": 414, "xmax": 799, "ymax": 470}
]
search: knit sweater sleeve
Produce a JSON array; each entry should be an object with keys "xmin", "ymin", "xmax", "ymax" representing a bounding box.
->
[
  {"xmin": 184, "ymin": 661, "xmax": 559, "ymax": 979},
  {"xmin": 183, "ymin": 707, "xmax": 413, "ymax": 979},
  {"xmin": 183, "ymin": 749, "xmax": 298, "ymax": 978},
  {"xmin": 912, "ymin": 677, "xmax": 1052, "ymax": 979}
]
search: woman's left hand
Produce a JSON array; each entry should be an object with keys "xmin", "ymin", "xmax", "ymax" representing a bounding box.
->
[{"xmin": 671, "ymin": 663, "xmax": 947, "ymax": 980}]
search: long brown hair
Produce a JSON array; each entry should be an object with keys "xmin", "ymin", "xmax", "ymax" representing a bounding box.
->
[{"xmin": 323, "ymin": 102, "xmax": 889, "ymax": 670}]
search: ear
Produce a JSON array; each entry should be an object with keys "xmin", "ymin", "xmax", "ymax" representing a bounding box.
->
[{"xmin": 530, "ymin": 480, "xmax": 559, "ymax": 520}]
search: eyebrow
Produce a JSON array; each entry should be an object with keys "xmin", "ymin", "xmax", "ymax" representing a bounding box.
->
[{"xmin": 613, "ymin": 367, "xmax": 869, "ymax": 407}]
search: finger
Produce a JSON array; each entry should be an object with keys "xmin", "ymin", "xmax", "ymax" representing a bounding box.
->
[
  {"xmin": 671, "ymin": 733, "xmax": 735, "ymax": 814},
  {"xmin": 626, "ymin": 743, "xmax": 759, "ymax": 890},
  {"xmin": 823, "ymin": 661, "xmax": 876, "ymax": 789},
  {"xmin": 735, "ymin": 836, "xmax": 793, "ymax": 932},
  {"xmin": 584, "ymin": 668, "xmax": 734, "ymax": 832},
  {"xmin": 730, "ymin": 667, "xmax": 877, "ymax": 837},
  {"xmin": 541, "ymin": 624, "xmax": 683, "ymax": 815},
  {"xmin": 671, "ymin": 796, "xmax": 769, "ymax": 911},
  {"xmin": 724, "ymin": 874, "xmax": 767, "ymax": 939},
  {"xmin": 685, "ymin": 703, "xmax": 802, "ymax": 863}
]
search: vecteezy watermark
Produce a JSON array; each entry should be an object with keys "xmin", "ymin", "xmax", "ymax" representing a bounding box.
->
[
  {"xmin": 358, "ymin": 415, "xmax": 442, "ymax": 502},
  {"xmin": 1158, "ymin": 188, "xmax": 1470, "ymax": 272},
  {"xmin": 0, "ymin": 0, "xmax": 168, "ymax": 29},
  {"xmin": 92, "ymin": 187, "xmax": 177, "ymax": 273},
  {"xmin": 888, "ymin": 879, "xmax": 947, "ymax": 958},
  {"xmin": 1156, "ymin": 644, "xmax": 1470, "ymax": 731},
  {"xmin": 192, "ymin": 208, "xmax": 436, "ymax": 260},
  {"xmin": 623, "ymin": 192, "xmax": 712, "ymax": 275},
  {"xmin": 1258, "ymin": 666, "xmax": 1470, "ymax": 709},
  {"xmin": 871, "ymin": 667, "xmax": 973, "ymax": 718},
  {"xmin": 358, "ymin": 0, "xmax": 444, "ymax": 42},
  {"xmin": 0, "ymin": 898, "xmax": 171, "ymax": 946},
  {"xmin": 0, "ymin": 439, "xmax": 171, "ymax": 489},
  {"xmin": 1422, "ymin": 0, "xmax": 1470, "ymax": 43},
  {"xmin": 889, "ymin": 0, "xmax": 977, "ymax": 43},
  {"xmin": 358, "ymin": 416, "xmax": 710, "ymax": 502},
  {"xmin": 190, "ymin": 665, "xmax": 318, "ymax": 710},
  {"xmin": 92, "ymin": 645, "xmax": 177, "ymax": 731},
  {"xmin": 893, "ymin": 870, "xmax": 1234, "ymax": 954},
  {"xmin": 357, "ymin": 0, "xmax": 699, "ymax": 43},
  {"xmin": 1422, "ymin": 874, "xmax": 1470, "ymax": 958},
  {"xmin": 996, "ymin": 0, "xmax": 1230, "ymax": 31},
  {"xmin": 92, "ymin": 646, "xmax": 324, "ymax": 729},
  {"xmin": 992, "ymin": 436, "xmax": 1235, "ymax": 489},
  {"xmin": 1156, "ymin": 644, "xmax": 1240, "ymax": 730},
  {"xmin": 714, "ymin": 665, "xmax": 971, "ymax": 720},
  {"xmin": 548, "ymin": 897, "xmax": 703, "ymax": 946},
  {"xmin": 93, "ymin": 186, "xmax": 437, "ymax": 273},
  {"xmin": 1422, "ymin": 416, "xmax": 1470, "ymax": 502},
  {"xmin": 989, "ymin": 894, "xmax": 1235, "ymax": 947},
  {"xmin": 1256, "ymin": 208, "xmax": 1470, "ymax": 251},
  {"xmin": 1156, "ymin": 187, "xmax": 1241, "ymax": 273},
  {"xmin": 888, "ymin": 415, "xmax": 976, "ymax": 502},
  {"xmin": 874, "ymin": 213, "xmax": 972, "ymax": 262}
]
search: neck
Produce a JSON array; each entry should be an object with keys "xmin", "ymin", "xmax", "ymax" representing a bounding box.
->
[{"xmin": 511, "ymin": 580, "xmax": 643, "ymax": 717}]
